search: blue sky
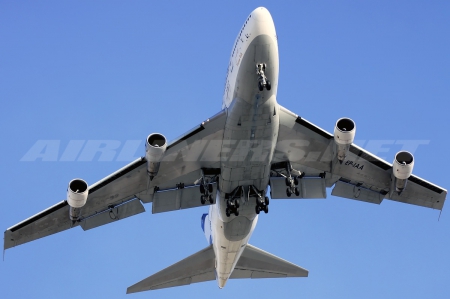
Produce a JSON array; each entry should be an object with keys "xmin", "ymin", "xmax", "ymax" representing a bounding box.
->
[{"xmin": 1, "ymin": 1, "xmax": 449, "ymax": 298}]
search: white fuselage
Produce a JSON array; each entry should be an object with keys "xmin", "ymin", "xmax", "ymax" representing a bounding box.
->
[{"xmin": 205, "ymin": 7, "xmax": 280, "ymax": 288}]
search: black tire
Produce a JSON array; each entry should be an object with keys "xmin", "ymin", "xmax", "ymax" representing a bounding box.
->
[
  {"xmin": 285, "ymin": 177, "xmax": 290, "ymax": 186},
  {"xmin": 208, "ymin": 184, "xmax": 213, "ymax": 193},
  {"xmin": 201, "ymin": 195, "xmax": 206, "ymax": 205},
  {"xmin": 235, "ymin": 210, "xmax": 239, "ymax": 216},
  {"xmin": 258, "ymin": 81, "xmax": 264, "ymax": 91},
  {"xmin": 200, "ymin": 184, "xmax": 205, "ymax": 194},
  {"xmin": 255, "ymin": 205, "xmax": 260, "ymax": 214},
  {"xmin": 294, "ymin": 187, "xmax": 300, "ymax": 196},
  {"xmin": 286, "ymin": 188, "xmax": 292, "ymax": 197},
  {"xmin": 209, "ymin": 195, "xmax": 214, "ymax": 204},
  {"xmin": 264, "ymin": 205, "xmax": 269, "ymax": 214},
  {"xmin": 227, "ymin": 199, "xmax": 231, "ymax": 207},
  {"xmin": 235, "ymin": 199, "xmax": 240, "ymax": 208},
  {"xmin": 294, "ymin": 177, "xmax": 299, "ymax": 185},
  {"xmin": 266, "ymin": 80, "xmax": 271, "ymax": 91},
  {"xmin": 265, "ymin": 196, "xmax": 270, "ymax": 206}
]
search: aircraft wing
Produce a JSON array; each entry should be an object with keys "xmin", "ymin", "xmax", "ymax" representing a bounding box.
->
[
  {"xmin": 271, "ymin": 105, "xmax": 447, "ymax": 209},
  {"xmin": 4, "ymin": 110, "xmax": 227, "ymax": 250}
]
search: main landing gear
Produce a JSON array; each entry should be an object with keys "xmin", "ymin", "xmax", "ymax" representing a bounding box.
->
[
  {"xmin": 285, "ymin": 162, "xmax": 304, "ymax": 197},
  {"xmin": 256, "ymin": 63, "xmax": 271, "ymax": 91},
  {"xmin": 271, "ymin": 161, "xmax": 304, "ymax": 197},
  {"xmin": 249, "ymin": 185, "xmax": 269, "ymax": 215},
  {"xmin": 196, "ymin": 169, "xmax": 218, "ymax": 205},
  {"xmin": 200, "ymin": 183, "xmax": 214, "ymax": 205},
  {"xmin": 226, "ymin": 198, "xmax": 240, "ymax": 217},
  {"xmin": 224, "ymin": 185, "xmax": 270, "ymax": 217},
  {"xmin": 225, "ymin": 186, "xmax": 244, "ymax": 217}
]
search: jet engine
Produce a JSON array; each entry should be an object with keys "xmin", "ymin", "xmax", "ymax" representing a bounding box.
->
[
  {"xmin": 334, "ymin": 117, "xmax": 356, "ymax": 163},
  {"xmin": 67, "ymin": 179, "xmax": 88, "ymax": 220},
  {"xmin": 392, "ymin": 151, "xmax": 414, "ymax": 194},
  {"xmin": 145, "ymin": 133, "xmax": 167, "ymax": 180}
]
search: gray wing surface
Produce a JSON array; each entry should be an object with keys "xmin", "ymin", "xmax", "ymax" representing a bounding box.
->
[
  {"xmin": 273, "ymin": 105, "xmax": 447, "ymax": 210},
  {"xmin": 127, "ymin": 245, "xmax": 216, "ymax": 293},
  {"xmin": 127, "ymin": 243, "xmax": 308, "ymax": 293},
  {"xmin": 231, "ymin": 244, "xmax": 308, "ymax": 279},
  {"xmin": 4, "ymin": 110, "xmax": 227, "ymax": 250}
]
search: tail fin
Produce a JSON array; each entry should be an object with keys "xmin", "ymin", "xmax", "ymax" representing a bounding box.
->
[{"xmin": 201, "ymin": 213, "xmax": 212, "ymax": 244}]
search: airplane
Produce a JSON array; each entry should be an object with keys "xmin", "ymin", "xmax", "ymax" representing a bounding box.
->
[{"xmin": 4, "ymin": 7, "xmax": 447, "ymax": 294}]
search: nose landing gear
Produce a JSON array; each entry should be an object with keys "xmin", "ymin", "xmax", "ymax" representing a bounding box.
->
[{"xmin": 256, "ymin": 63, "xmax": 271, "ymax": 91}]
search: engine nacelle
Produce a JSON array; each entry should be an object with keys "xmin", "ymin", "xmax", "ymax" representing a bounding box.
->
[
  {"xmin": 334, "ymin": 117, "xmax": 356, "ymax": 162},
  {"xmin": 393, "ymin": 151, "xmax": 414, "ymax": 193},
  {"xmin": 67, "ymin": 179, "xmax": 88, "ymax": 220},
  {"xmin": 145, "ymin": 133, "xmax": 167, "ymax": 180}
]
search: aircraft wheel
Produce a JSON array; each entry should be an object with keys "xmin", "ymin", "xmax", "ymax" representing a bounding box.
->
[
  {"xmin": 235, "ymin": 210, "xmax": 239, "ymax": 216},
  {"xmin": 201, "ymin": 195, "xmax": 206, "ymax": 205},
  {"xmin": 266, "ymin": 80, "xmax": 271, "ymax": 91},
  {"xmin": 235, "ymin": 199, "xmax": 240, "ymax": 208},
  {"xmin": 294, "ymin": 177, "xmax": 299, "ymax": 185},
  {"xmin": 264, "ymin": 205, "xmax": 269, "ymax": 214},
  {"xmin": 200, "ymin": 184, "xmax": 205, "ymax": 194},
  {"xmin": 294, "ymin": 187, "xmax": 300, "ymax": 196},
  {"xmin": 286, "ymin": 188, "xmax": 292, "ymax": 197},
  {"xmin": 209, "ymin": 195, "xmax": 214, "ymax": 204},
  {"xmin": 258, "ymin": 81, "xmax": 264, "ymax": 91},
  {"xmin": 285, "ymin": 177, "xmax": 290, "ymax": 186},
  {"xmin": 255, "ymin": 205, "xmax": 260, "ymax": 214},
  {"xmin": 265, "ymin": 196, "xmax": 270, "ymax": 206},
  {"xmin": 208, "ymin": 184, "xmax": 213, "ymax": 193}
]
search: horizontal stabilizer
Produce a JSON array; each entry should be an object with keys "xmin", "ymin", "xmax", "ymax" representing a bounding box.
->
[
  {"xmin": 231, "ymin": 244, "xmax": 308, "ymax": 279},
  {"xmin": 126, "ymin": 245, "xmax": 215, "ymax": 293}
]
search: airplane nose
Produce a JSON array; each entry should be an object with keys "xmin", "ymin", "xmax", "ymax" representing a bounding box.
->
[{"xmin": 251, "ymin": 7, "xmax": 273, "ymax": 23}]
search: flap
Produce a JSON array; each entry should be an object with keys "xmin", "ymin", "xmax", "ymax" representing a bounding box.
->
[
  {"xmin": 80, "ymin": 198, "xmax": 145, "ymax": 231},
  {"xmin": 270, "ymin": 177, "xmax": 326, "ymax": 199},
  {"xmin": 152, "ymin": 183, "xmax": 217, "ymax": 214},
  {"xmin": 331, "ymin": 181, "xmax": 384, "ymax": 204}
]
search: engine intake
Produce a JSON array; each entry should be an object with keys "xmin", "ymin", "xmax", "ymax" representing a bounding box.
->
[
  {"xmin": 334, "ymin": 117, "xmax": 356, "ymax": 162},
  {"xmin": 145, "ymin": 133, "xmax": 167, "ymax": 180},
  {"xmin": 67, "ymin": 179, "xmax": 88, "ymax": 208},
  {"xmin": 67, "ymin": 179, "xmax": 88, "ymax": 220},
  {"xmin": 393, "ymin": 151, "xmax": 414, "ymax": 194}
]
